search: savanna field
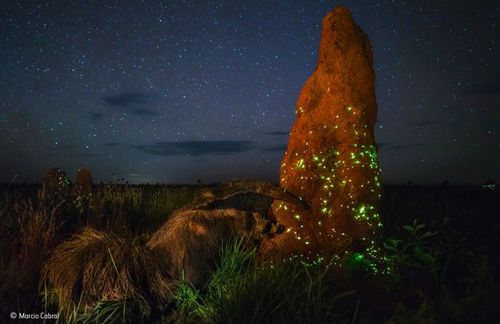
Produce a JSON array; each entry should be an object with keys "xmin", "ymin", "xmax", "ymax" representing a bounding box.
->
[{"xmin": 0, "ymin": 181, "xmax": 498, "ymax": 323}]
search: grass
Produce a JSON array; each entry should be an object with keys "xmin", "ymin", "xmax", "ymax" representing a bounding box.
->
[
  {"xmin": 0, "ymin": 190, "xmax": 61, "ymax": 316},
  {"xmin": 0, "ymin": 183, "xmax": 498, "ymax": 323},
  {"xmin": 173, "ymin": 240, "xmax": 357, "ymax": 324}
]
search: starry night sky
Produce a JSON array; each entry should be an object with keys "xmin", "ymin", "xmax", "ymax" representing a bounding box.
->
[{"xmin": 1, "ymin": 0, "xmax": 499, "ymax": 185}]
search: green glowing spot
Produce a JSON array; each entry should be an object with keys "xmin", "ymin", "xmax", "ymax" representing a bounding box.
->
[
  {"xmin": 353, "ymin": 252, "xmax": 364, "ymax": 262},
  {"xmin": 353, "ymin": 203, "xmax": 379, "ymax": 222},
  {"xmin": 294, "ymin": 214, "xmax": 301, "ymax": 221},
  {"xmin": 296, "ymin": 158, "xmax": 305, "ymax": 169}
]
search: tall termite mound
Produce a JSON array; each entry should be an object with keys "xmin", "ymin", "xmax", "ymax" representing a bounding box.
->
[
  {"xmin": 75, "ymin": 168, "xmax": 93, "ymax": 194},
  {"xmin": 42, "ymin": 167, "xmax": 70, "ymax": 198},
  {"xmin": 268, "ymin": 7, "xmax": 383, "ymax": 269}
]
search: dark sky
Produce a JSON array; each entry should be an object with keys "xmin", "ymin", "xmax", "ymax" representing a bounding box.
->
[{"xmin": 1, "ymin": 0, "xmax": 499, "ymax": 184}]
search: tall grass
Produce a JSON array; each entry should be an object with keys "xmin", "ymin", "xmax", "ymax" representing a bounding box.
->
[
  {"xmin": 46, "ymin": 240, "xmax": 357, "ymax": 323},
  {"xmin": 0, "ymin": 183, "xmax": 199, "ymax": 320},
  {"xmin": 174, "ymin": 240, "xmax": 356, "ymax": 324},
  {"xmin": 0, "ymin": 190, "xmax": 61, "ymax": 315},
  {"xmin": 1, "ymin": 184, "xmax": 498, "ymax": 322},
  {"xmin": 73, "ymin": 184, "xmax": 200, "ymax": 234}
]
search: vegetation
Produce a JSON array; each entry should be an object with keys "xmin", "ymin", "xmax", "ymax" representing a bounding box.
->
[{"xmin": 0, "ymin": 183, "xmax": 498, "ymax": 323}]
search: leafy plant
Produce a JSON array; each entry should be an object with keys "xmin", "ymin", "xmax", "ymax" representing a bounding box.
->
[
  {"xmin": 385, "ymin": 218, "xmax": 500, "ymax": 323},
  {"xmin": 384, "ymin": 219, "xmax": 441, "ymax": 288}
]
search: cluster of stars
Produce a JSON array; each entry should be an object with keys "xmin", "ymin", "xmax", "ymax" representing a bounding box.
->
[{"xmin": 0, "ymin": 1, "xmax": 498, "ymax": 184}]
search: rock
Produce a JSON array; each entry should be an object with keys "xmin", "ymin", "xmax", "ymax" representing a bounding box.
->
[
  {"xmin": 75, "ymin": 168, "xmax": 93, "ymax": 194},
  {"xmin": 267, "ymin": 6, "xmax": 383, "ymax": 269}
]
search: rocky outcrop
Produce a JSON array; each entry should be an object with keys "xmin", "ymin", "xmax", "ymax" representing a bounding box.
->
[{"xmin": 267, "ymin": 7, "xmax": 383, "ymax": 269}]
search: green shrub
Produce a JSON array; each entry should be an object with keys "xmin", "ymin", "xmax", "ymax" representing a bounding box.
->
[{"xmin": 385, "ymin": 218, "xmax": 499, "ymax": 323}]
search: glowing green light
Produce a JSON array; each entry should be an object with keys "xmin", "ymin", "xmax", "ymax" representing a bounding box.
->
[
  {"xmin": 353, "ymin": 252, "xmax": 364, "ymax": 262},
  {"xmin": 353, "ymin": 203, "xmax": 380, "ymax": 222},
  {"xmin": 296, "ymin": 158, "xmax": 305, "ymax": 169}
]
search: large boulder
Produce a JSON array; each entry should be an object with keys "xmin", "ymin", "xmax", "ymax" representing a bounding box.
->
[{"xmin": 268, "ymin": 7, "xmax": 383, "ymax": 270}]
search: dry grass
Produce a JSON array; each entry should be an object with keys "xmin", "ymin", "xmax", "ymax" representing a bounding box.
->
[
  {"xmin": 80, "ymin": 184, "xmax": 200, "ymax": 234},
  {"xmin": 41, "ymin": 227, "xmax": 175, "ymax": 314},
  {"xmin": 0, "ymin": 191, "xmax": 61, "ymax": 314},
  {"xmin": 0, "ymin": 183, "xmax": 198, "ymax": 318},
  {"xmin": 0, "ymin": 183, "xmax": 498, "ymax": 322}
]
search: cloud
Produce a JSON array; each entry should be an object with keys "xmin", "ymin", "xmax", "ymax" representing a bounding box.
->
[
  {"xmin": 101, "ymin": 92, "xmax": 159, "ymax": 118},
  {"xmin": 262, "ymin": 145, "xmax": 287, "ymax": 152},
  {"xmin": 103, "ymin": 93, "xmax": 156, "ymax": 106},
  {"xmin": 134, "ymin": 140, "xmax": 255, "ymax": 156},
  {"xmin": 90, "ymin": 112, "xmax": 104, "ymax": 122},
  {"xmin": 264, "ymin": 131, "xmax": 289, "ymax": 136},
  {"xmin": 131, "ymin": 107, "xmax": 158, "ymax": 116},
  {"xmin": 414, "ymin": 120, "xmax": 444, "ymax": 127},
  {"xmin": 379, "ymin": 143, "xmax": 423, "ymax": 150},
  {"xmin": 466, "ymin": 76, "xmax": 500, "ymax": 95}
]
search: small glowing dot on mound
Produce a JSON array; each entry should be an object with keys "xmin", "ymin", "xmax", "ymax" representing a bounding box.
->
[{"xmin": 353, "ymin": 252, "xmax": 364, "ymax": 261}]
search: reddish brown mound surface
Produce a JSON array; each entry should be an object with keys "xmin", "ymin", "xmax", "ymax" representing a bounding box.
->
[
  {"xmin": 75, "ymin": 167, "xmax": 93, "ymax": 194},
  {"xmin": 42, "ymin": 167, "xmax": 70, "ymax": 197}
]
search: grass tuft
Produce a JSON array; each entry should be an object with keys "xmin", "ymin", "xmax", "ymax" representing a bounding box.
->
[{"xmin": 174, "ymin": 239, "xmax": 356, "ymax": 324}]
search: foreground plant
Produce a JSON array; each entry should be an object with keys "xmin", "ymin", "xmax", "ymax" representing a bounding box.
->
[
  {"xmin": 385, "ymin": 218, "xmax": 499, "ymax": 323},
  {"xmin": 174, "ymin": 240, "xmax": 357, "ymax": 324}
]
